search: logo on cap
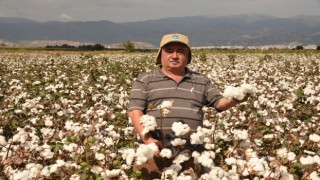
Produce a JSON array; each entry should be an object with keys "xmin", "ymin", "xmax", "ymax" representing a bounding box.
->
[{"xmin": 172, "ymin": 35, "xmax": 179, "ymax": 39}]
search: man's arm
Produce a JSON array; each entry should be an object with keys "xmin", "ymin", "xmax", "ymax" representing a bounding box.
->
[{"xmin": 128, "ymin": 110, "xmax": 160, "ymax": 145}]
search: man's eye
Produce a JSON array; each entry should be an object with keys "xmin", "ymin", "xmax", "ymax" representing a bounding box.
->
[
  {"xmin": 164, "ymin": 49, "xmax": 174, "ymax": 53},
  {"xmin": 177, "ymin": 50, "xmax": 185, "ymax": 53}
]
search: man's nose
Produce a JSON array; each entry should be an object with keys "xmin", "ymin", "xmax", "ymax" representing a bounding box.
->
[{"xmin": 172, "ymin": 51, "xmax": 179, "ymax": 58}]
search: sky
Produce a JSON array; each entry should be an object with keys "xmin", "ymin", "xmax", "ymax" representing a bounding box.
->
[{"xmin": 0, "ymin": 0, "xmax": 319, "ymax": 22}]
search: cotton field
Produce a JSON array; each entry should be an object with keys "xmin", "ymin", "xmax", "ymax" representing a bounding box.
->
[{"xmin": 0, "ymin": 50, "xmax": 319, "ymax": 179}]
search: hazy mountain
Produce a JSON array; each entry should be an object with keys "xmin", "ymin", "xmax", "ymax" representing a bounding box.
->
[
  {"xmin": 0, "ymin": 17, "xmax": 38, "ymax": 23},
  {"xmin": 0, "ymin": 15, "xmax": 319, "ymax": 47}
]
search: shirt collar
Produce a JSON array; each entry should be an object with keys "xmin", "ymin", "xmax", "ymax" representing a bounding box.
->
[{"xmin": 155, "ymin": 67, "xmax": 194, "ymax": 79}]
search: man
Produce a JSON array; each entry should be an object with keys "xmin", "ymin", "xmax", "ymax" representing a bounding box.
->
[{"xmin": 128, "ymin": 33, "xmax": 248, "ymax": 178}]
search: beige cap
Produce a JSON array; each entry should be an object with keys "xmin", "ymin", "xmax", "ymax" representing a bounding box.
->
[{"xmin": 156, "ymin": 33, "xmax": 192, "ymax": 65}]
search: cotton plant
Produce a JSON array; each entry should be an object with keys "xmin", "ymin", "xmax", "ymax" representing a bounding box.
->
[
  {"xmin": 190, "ymin": 127, "xmax": 207, "ymax": 145},
  {"xmin": 119, "ymin": 148, "xmax": 135, "ymax": 165},
  {"xmin": 158, "ymin": 100, "xmax": 173, "ymax": 117},
  {"xmin": 172, "ymin": 151, "xmax": 190, "ymax": 165},
  {"xmin": 161, "ymin": 164, "xmax": 182, "ymax": 179},
  {"xmin": 135, "ymin": 143, "xmax": 159, "ymax": 165},
  {"xmin": 101, "ymin": 166, "xmax": 129, "ymax": 179},
  {"xmin": 1, "ymin": 52, "xmax": 320, "ymax": 179},
  {"xmin": 192, "ymin": 151, "xmax": 214, "ymax": 168}
]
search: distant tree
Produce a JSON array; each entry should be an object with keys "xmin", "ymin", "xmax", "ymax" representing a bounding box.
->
[
  {"xmin": 78, "ymin": 44, "xmax": 104, "ymax": 51},
  {"xmin": 122, "ymin": 41, "xmax": 135, "ymax": 52},
  {"xmin": 92, "ymin": 44, "xmax": 105, "ymax": 51},
  {"xmin": 316, "ymin": 46, "xmax": 320, "ymax": 50},
  {"xmin": 295, "ymin": 45, "xmax": 304, "ymax": 50},
  {"xmin": 46, "ymin": 44, "xmax": 75, "ymax": 49}
]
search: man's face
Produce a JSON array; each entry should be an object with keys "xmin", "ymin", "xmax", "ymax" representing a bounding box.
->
[{"xmin": 161, "ymin": 42, "xmax": 189, "ymax": 70}]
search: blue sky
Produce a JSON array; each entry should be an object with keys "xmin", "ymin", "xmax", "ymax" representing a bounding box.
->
[{"xmin": 0, "ymin": 0, "xmax": 319, "ymax": 22}]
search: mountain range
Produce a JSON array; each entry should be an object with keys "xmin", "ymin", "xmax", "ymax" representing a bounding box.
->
[{"xmin": 0, "ymin": 14, "xmax": 320, "ymax": 48}]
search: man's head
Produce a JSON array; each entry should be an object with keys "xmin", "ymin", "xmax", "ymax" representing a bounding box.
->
[{"xmin": 156, "ymin": 33, "xmax": 192, "ymax": 65}]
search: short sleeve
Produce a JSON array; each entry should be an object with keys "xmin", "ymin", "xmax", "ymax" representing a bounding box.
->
[
  {"xmin": 128, "ymin": 75, "xmax": 148, "ymax": 113},
  {"xmin": 206, "ymin": 80, "xmax": 223, "ymax": 110}
]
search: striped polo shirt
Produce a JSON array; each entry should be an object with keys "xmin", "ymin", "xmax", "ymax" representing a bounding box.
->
[{"xmin": 128, "ymin": 68, "xmax": 223, "ymax": 146}]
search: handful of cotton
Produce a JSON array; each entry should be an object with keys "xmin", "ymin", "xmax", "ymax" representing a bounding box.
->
[
  {"xmin": 140, "ymin": 115, "xmax": 157, "ymax": 135},
  {"xmin": 223, "ymin": 84, "xmax": 257, "ymax": 101}
]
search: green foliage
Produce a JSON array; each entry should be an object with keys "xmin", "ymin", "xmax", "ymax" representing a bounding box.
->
[
  {"xmin": 46, "ymin": 43, "xmax": 106, "ymax": 51},
  {"xmin": 198, "ymin": 53, "xmax": 207, "ymax": 62},
  {"xmin": 294, "ymin": 45, "xmax": 304, "ymax": 50},
  {"xmin": 122, "ymin": 41, "xmax": 135, "ymax": 52}
]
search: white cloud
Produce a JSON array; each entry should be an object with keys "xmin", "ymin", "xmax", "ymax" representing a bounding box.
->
[{"xmin": 59, "ymin": 13, "xmax": 73, "ymax": 21}]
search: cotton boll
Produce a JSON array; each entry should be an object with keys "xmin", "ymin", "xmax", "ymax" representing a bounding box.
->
[
  {"xmin": 158, "ymin": 100, "xmax": 173, "ymax": 109},
  {"xmin": 50, "ymin": 164, "xmax": 62, "ymax": 174},
  {"xmin": 161, "ymin": 164, "xmax": 182, "ymax": 179},
  {"xmin": 276, "ymin": 148, "xmax": 288, "ymax": 159},
  {"xmin": 313, "ymin": 155, "xmax": 320, "ymax": 165},
  {"xmin": 198, "ymin": 151, "xmax": 214, "ymax": 168},
  {"xmin": 40, "ymin": 144, "xmax": 54, "ymax": 159},
  {"xmin": 0, "ymin": 135, "xmax": 7, "ymax": 146},
  {"xmin": 203, "ymin": 119, "xmax": 213, "ymax": 127},
  {"xmin": 119, "ymin": 148, "xmax": 135, "ymax": 165},
  {"xmin": 95, "ymin": 153, "xmax": 105, "ymax": 161},
  {"xmin": 190, "ymin": 131, "xmax": 205, "ymax": 145},
  {"xmin": 12, "ymin": 170, "xmax": 31, "ymax": 180},
  {"xmin": 192, "ymin": 151, "xmax": 200, "ymax": 164},
  {"xmin": 140, "ymin": 115, "xmax": 157, "ymax": 135},
  {"xmin": 63, "ymin": 143, "xmax": 78, "ymax": 152},
  {"xmin": 287, "ymin": 152, "xmax": 296, "ymax": 161},
  {"xmin": 56, "ymin": 160, "xmax": 65, "ymax": 167},
  {"xmin": 223, "ymin": 86, "xmax": 245, "ymax": 101},
  {"xmin": 172, "ymin": 152, "xmax": 190, "ymax": 165},
  {"xmin": 300, "ymin": 155, "xmax": 315, "ymax": 165},
  {"xmin": 207, "ymin": 167, "xmax": 227, "ymax": 179},
  {"xmin": 171, "ymin": 138, "xmax": 186, "ymax": 147},
  {"xmin": 158, "ymin": 100, "xmax": 173, "ymax": 117},
  {"xmin": 225, "ymin": 157, "xmax": 237, "ymax": 165},
  {"xmin": 103, "ymin": 169, "xmax": 121, "ymax": 178},
  {"xmin": 135, "ymin": 143, "xmax": 159, "ymax": 165},
  {"xmin": 310, "ymin": 171, "xmax": 320, "ymax": 180},
  {"xmin": 160, "ymin": 148, "xmax": 172, "ymax": 159},
  {"xmin": 41, "ymin": 166, "xmax": 51, "ymax": 177},
  {"xmin": 309, "ymin": 133, "xmax": 320, "ymax": 143},
  {"xmin": 171, "ymin": 122, "xmax": 190, "ymax": 136},
  {"xmin": 223, "ymin": 83, "xmax": 257, "ymax": 101},
  {"xmin": 247, "ymin": 158, "xmax": 266, "ymax": 176},
  {"xmin": 240, "ymin": 83, "xmax": 257, "ymax": 95},
  {"xmin": 279, "ymin": 166, "xmax": 294, "ymax": 180},
  {"xmin": 233, "ymin": 129, "xmax": 249, "ymax": 140}
]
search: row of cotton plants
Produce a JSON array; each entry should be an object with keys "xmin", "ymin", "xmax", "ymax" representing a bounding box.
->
[{"xmin": 0, "ymin": 51, "xmax": 319, "ymax": 179}]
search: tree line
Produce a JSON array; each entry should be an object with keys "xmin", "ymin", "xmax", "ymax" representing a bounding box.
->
[
  {"xmin": 45, "ymin": 44, "xmax": 106, "ymax": 51},
  {"xmin": 45, "ymin": 41, "xmax": 137, "ymax": 52},
  {"xmin": 45, "ymin": 43, "xmax": 320, "ymax": 51}
]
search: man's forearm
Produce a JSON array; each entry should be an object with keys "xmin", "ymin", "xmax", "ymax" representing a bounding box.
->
[
  {"xmin": 128, "ymin": 110, "xmax": 159, "ymax": 145},
  {"xmin": 128, "ymin": 109, "xmax": 144, "ymax": 135}
]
